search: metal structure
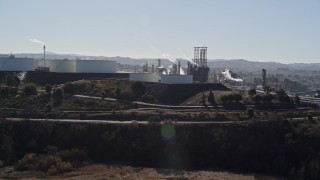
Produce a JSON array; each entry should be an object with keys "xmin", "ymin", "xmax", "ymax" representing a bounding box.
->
[
  {"xmin": 43, "ymin": 45, "xmax": 46, "ymax": 68},
  {"xmin": 262, "ymin": 69, "xmax": 266, "ymax": 87},
  {"xmin": 187, "ymin": 46, "xmax": 209, "ymax": 82},
  {"xmin": 194, "ymin": 47, "xmax": 207, "ymax": 67}
]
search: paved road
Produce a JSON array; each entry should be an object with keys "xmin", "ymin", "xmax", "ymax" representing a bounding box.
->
[
  {"xmin": 4, "ymin": 117, "xmax": 255, "ymax": 125},
  {"xmin": 5, "ymin": 116, "xmax": 316, "ymax": 125}
]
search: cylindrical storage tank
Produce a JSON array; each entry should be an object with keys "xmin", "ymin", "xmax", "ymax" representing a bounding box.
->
[
  {"xmin": 129, "ymin": 73, "xmax": 160, "ymax": 83},
  {"xmin": 160, "ymin": 74, "xmax": 193, "ymax": 84},
  {"xmin": 0, "ymin": 57, "xmax": 35, "ymax": 71},
  {"xmin": 76, "ymin": 60, "xmax": 116, "ymax": 73},
  {"xmin": 47, "ymin": 60, "xmax": 76, "ymax": 72}
]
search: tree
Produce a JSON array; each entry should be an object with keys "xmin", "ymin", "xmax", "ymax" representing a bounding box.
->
[
  {"xmin": 22, "ymin": 84, "xmax": 37, "ymax": 96},
  {"xmin": 276, "ymin": 89, "xmax": 291, "ymax": 103},
  {"xmin": 207, "ymin": 90, "xmax": 216, "ymax": 105},
  {"xmin": 4, "ymin": 74, "xmax": 20, "ymax": 87},
  {"xmin": 202, "ymin": 93, "xmax": 206, "ymax": 106},
  {"xmin": 247, "ymin": 108, "xmax": 254, "ymax": 118},
  {"xmin": 262, "ymin": 94, "xmax": 274, "ymax": 103},
  {"xmin": 63, "ymin": 83, "xmax": 75, "ymax": 97},
  {"xmin": 45, "ymin": 84, "xmax": 52, "ymax": 94},
  {"xmin": 53, "ymin": 88, "xmax": 63, "ymax": 101},
  {"xmin": 131, "ymin": 81, "xmax": 146, "ymax": 97},
  {"xmin": 248, "ymin": 89, "xmax": 256, "ymax": 97}
]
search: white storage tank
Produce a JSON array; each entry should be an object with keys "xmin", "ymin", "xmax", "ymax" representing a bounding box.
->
[
  {"xmin": 76, "ymin": 60, "xmax": 116, "ymax": 73},
  {"xmin": 0, "ymin": 56, "xmax": 35, "ymax": 71},
  {"xmin": 160, "ymin": 74, "xmax": 193, "ymax": 84},
  {"xmin": 129, "ymin": 73, "xmax": 160, "ymax": 83},
  {"xmin": 47, "ymin": 59, "xmax": 76, "ymax": 72}
]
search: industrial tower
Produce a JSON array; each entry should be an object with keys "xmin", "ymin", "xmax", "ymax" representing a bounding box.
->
[{"xmin": 187, "ymin": 47, "xmax": 210, "ymax": 82}]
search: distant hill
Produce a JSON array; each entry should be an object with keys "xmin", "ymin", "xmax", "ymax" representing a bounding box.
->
[{"xmin": 5, "ymin": 53, "xmax": 320, "ymax": 72}]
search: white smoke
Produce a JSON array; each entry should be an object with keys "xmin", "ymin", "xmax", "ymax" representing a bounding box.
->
[
  {"xmin": 29, "ymin": 38, "xmax": 45, "ymax": 45},
  {"xmin": 183, "ymin": 55, "xmax": 197, "ymax": 66},
  {"xmin": 166, "ymin": 65, "xmax": 185, "ymax": 75},
  {"xmin": 180, "ymin": 68, "xmax": 185, "ymax": 75},
  {"xmin": 162, "ymin": 54, "xmax": 177, "ymax": 64},
  {"xmin": 221, "ymin": 68, "xmax": 243, "ymax": 82},
  {"xmin": 167, "ymin": 65, "xmax": 174, "ymax": 74},
  {"xmin": 17, "ymin": 72, "xmax": 27, "ymax": 81}
]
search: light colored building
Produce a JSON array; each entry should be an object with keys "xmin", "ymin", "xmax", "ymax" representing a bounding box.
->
[
  {"xmin": 75, "ymin": 60, "xmax": 116, "ymax": 73},
  {"xmin": 42, "ymin": 59, "xmax": 117, "ymax": 73},
  {"xmin": 160, "ymin": 74, "xmax": 193, "ymax": 84},
  {"xmin": 129, "ymin": 73, "xmax": 160, "ymax": 83},
  {"xmin": 47, "ymin": 59, "xmax": 76, "ymax": 72},
  {"xmin": 129, "ymin": 73, "xmax": 193, "ymax": 84}
]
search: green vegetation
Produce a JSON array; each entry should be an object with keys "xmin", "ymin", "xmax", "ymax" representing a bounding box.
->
[
  {"xmin": 276, "ymin": 89, "xmax": 291, "ymax": 103},
  {"xmin": 14, "ymin": 148, "xmax": 89, "ymax": 175},
  {"xmin": 207, "ymin": 89, "xmax": 216, "ymax": 105},
  {"xmin": 45, "ymin": 84, "xmax": 52, "ymax": 94},
  {"xmin": 246, "ymin": 108, "xmax": 254, "ymax": 118},
  {"xmin": 62, "ymin": 83, "xmax": 76, "ymax": 98},
  {"xmin": 22, "ymin": 84, "xmax": 37, "ymax": 96},
  {"xmin": 220, "ymin": 93, "xmax": 242, "ymax": 103},
  {"xmin": 1, "ymin": 120, "xmax": 320, "ymax": 179}
]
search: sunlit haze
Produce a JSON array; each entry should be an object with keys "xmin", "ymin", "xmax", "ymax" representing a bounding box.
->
[{"xmin": 1, "ymin": 0, "xmax": 320, "ymax": 63}]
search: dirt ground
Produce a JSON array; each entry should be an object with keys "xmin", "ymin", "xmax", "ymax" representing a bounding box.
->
[
  {"xmin": 51, "ymin": 164, "xmax": 284, "ymax": 180},
  {"xmin": 0, "ymin": 164, "xmax": 286, "ymax": 180}
]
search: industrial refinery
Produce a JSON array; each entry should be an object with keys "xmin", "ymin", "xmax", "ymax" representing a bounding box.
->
[{"xmin": 1, "ymin": 46, "xmax": 221, "ymax": 85}]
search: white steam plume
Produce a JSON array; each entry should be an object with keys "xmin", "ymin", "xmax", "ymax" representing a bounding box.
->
[
  {"xmin": 29, "ymin": 38, "xmax": 45, "ymax": 45},
  {"xmin": 183, "ymin": 54, "xmax": 197, "ymax": 66},
  {"xmin": 162, "ymin": 54, "xmax": 177, "ymax": 64},
  {"xmin": 180, "ymin": 67, "xmax": 185, "ymax": 75},
  {"xmin": 221, "ymin": 68, "xmax": 243, "ymax": 82}
]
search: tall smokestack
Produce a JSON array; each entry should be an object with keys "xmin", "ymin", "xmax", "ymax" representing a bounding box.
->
[
  {"xmin": 262, "ymin": 69, "xmax": 266, "ymax": 87},
  {"xmin": 158, "ymin": 59, "xmax": 161, "ymax": 67},
  {"xmin": 43, "ymin": 45, "xmax": 46, "ymax": 68},
  {"xmin": 178, "ymin": 61, "xmax": 181, "ymax": 75}
]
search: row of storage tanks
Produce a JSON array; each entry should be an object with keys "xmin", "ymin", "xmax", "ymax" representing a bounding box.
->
[
  {"xmin": 0, "ymin": 57, "xmax": 116, "ymax": 73},
  {"xmin": 0, "ymin": 56, "xmax": 193, "ymax": 84}
]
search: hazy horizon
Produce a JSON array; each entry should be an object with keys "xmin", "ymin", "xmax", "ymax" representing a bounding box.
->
[{"xmin": 1, "ymin": 0, "xmax": 320, "ymax": 63}]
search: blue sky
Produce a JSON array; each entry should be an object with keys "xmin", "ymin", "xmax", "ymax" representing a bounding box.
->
[{"xmin": 0, "ymin": 0, "xmax": 320, "ymax": 63}]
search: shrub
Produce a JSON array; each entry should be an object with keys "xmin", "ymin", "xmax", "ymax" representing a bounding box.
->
[
  {"xmin": 14, "ymin": 153, "xmax": 38, "ymax": 171},
  {"xmin": 247, "ymin": 108, "xmax": 254, "ymax": 118},
  {"xmin": 45, "ymin": 84, "xmax": 52, "ymax": 94},
  {"xmin": 22, "ymin": 84, "xmax": 37, "ymax": 96},
  {"xmin": 53, "ymin": 88, "xmax": 63, "ymax": 101},
  {"xmin": 294, "ymin": 94, "xmax": 301, "ymax": 104},
  {"xmin": 0, "ymin": 160, "xmax": 4, "ymax": 168},
  {"xmin": 262, "ymin": 94, "xmax": 274, "ymax": 103},
  {"xmin": 63, "ymin": 83, "xmax": 76, "ymax": 98},
  {"xmin": 208, "ymin": 90, "xmax": 216, "ymax": 104}
]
